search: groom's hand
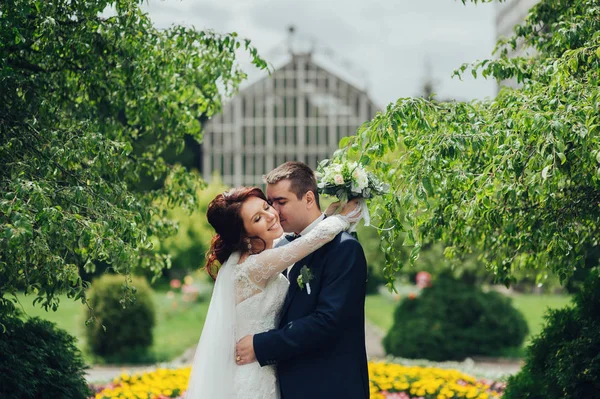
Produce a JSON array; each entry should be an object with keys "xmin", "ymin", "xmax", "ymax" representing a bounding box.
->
[{"xmin": 235, "ymin": 335, "xmax": 256, "ymax": 365}]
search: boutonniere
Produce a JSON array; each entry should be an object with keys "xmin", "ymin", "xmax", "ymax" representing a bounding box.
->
[{"xmin": 297, "ymin": 265, "xmax": 314, "ymax": 295}]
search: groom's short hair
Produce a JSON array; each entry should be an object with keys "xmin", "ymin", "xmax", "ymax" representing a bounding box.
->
[{"xmin": 264, "ymin": 162, "xmax": 320, "ymax": 208}]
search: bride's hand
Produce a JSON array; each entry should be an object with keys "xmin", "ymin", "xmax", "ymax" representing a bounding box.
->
[
  {"xmin": 326, "ymin": 199, "xmax": 362, "ymax": 223},
  {"xmin": 340, "ymin": 199, "xmax": 362, "ymax": 223},
  {"xmin": 340, "ymin": 198, "xmax": 359, "ymax": 215},
  {"xmin": 325, "ymin": 201, "xmax": 342, "ymax": 216}
]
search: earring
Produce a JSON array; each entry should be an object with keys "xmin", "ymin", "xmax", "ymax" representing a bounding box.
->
[{"xmin": 246, "ymin": 238, "xmax": 252, "ymax": 250}]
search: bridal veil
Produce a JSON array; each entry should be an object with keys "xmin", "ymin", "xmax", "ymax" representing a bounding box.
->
[{"xmin": 184, "ymin": 252, "xmax": 239, "ymax": 399}]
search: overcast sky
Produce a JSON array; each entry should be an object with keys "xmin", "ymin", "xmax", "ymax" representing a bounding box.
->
[{"xmin": 141, "ymin": 0, "xmax": 499, "ymax": 108}]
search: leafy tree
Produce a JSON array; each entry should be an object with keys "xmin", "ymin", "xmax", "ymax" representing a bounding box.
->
[
  {"xmin": 344, "ymin": 0, "xmax": 600, "ymax": 287},
  {"xmin": 0, "ymin": 0, "xmax": 267, "ymax": 317}
]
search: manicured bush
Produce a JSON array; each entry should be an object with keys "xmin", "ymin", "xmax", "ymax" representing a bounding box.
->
[
  {"xmin": 383, "ymin": 271, "xmax": 528, "ymax": 361},
  {"xmin": 0, "ymin": 315, "xmax": 90, "ymax": 399},
  {"xmin": 503, "ymin": 269, "xmax": 600, "ymax": 399},
  {"xmin": 85, "ymin": 275, "xmax": 156, "ymax": 364}
]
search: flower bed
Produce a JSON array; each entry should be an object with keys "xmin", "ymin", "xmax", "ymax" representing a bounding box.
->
[
  {"xmin": 369, "ymin": 362, "xmax": 505, "ymax": 399},
  {"xmin": 90, "ymin": 367, "xmax": 191, "ymax": 399},
  {"xmin": 90, "ymin": 362, "xmax": 505, "ymax": 399}
]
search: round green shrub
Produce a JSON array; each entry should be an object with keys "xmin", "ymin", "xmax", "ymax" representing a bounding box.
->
[
  {"xmin": 85, "ymin": 274, "xmax": 156, "ymax": 364},
  {"xmin": 0, "ymin": 315, "xmax": 90, "ymax": 399},
  {"xmin": 503, "ymin": 269, "xmax": 600, "ymax": 399},
  {"xmin": 383, "ymin": 271, "xmax": 529, "ymax": 361}
]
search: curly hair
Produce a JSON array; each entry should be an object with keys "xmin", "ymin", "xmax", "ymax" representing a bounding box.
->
[{"xmin": 205, "ymin": 187, "xmax": 267, "ymax": 280}]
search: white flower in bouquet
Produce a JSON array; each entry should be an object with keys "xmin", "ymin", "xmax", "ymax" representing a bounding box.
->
[{"xmin": 351, "ymin": 167, "xmax": 369, "ymax": 193}]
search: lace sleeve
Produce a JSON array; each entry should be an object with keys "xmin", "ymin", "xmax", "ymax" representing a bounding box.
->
[{"xmin": 238, "ymin": 215, "xmax": 349, "ymax": 290}]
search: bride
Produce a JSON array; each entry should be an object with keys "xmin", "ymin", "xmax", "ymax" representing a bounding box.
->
[{"xmin": 184, "ymin": 186, "xmax": 361, "ymax": 399}]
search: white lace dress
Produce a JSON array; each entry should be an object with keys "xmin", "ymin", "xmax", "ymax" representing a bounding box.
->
[{"xmin": 232, "ymin": 215, "xmax": 350, "ymax": 399}]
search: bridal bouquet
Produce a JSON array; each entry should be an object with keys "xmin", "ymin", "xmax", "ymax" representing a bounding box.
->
[{"xmin": 316, "ymin": 159, "xmax": 389, "ymax": 228}]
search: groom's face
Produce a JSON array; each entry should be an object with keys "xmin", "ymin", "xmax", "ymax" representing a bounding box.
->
[{"xmin": 266, "ymin": 179, "xmax": 308, "ymax": 234}]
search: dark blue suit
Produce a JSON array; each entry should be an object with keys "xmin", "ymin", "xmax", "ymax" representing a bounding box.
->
[{"xmin": 253, "ymin": 231, "xmax": 369, "ymax": 399}]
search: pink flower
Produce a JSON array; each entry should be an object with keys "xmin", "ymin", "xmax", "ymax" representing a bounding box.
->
[
  {"xmin": 415, "ymin": 271, "xmax": 432, "ymax": 288},
  {"xmin": 182, "ymin": 284, "xmax": 198, "ymax": 294},
  {"xmin": 382, "ymin": 392, "xmax": 410, "ymax": 399},
  {"xmin": 182, "ymin": 284, "xmax": 199, "ymax": 302},
  {"xmin": 170, "ymin": 279, "xmax": 181, "ymax": 289}
]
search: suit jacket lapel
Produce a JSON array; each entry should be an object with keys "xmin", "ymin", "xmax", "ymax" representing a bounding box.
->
[{"xmin": 280, "ymin": 251, "xmax": 317, "ymax": 318}]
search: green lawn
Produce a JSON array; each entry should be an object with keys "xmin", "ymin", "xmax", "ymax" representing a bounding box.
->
[
  {"xmin": 15, "ymin": 288, "xmax": 572, "ymax": 364},
  {"xmin": 365, "ymin": 294, "xmax": 396, "ymax": 332},
  {"xmin": 510, "ymin": 293, "xmax": 572, "ymax": 343},
  {"xmin": 14, "ymin": 291, "xmax": 209, "ymax": 364},
  {"xmin": 365, "ymin": 291, "xmax": 573, "ymax": 355}
]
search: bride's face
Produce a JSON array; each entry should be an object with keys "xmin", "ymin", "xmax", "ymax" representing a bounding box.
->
[{"xmin": 240, "ymin": 196, "xmax": 283, "ymax": 248}]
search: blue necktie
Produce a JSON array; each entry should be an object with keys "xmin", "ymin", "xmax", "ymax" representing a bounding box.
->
[{"xmin": 285, "ymin": 233, "xmax": 301, "ymax": 242}]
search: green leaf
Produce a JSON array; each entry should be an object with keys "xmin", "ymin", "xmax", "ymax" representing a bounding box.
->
[
  {"xmin": 542, "ymin": 165, "xmax": 552, "ymax": 180},
  {"xmin": 339, "ymin": 136, "xmax": 352, "ymax": 149},
  {"xmin": 422, "ymin": 177, "xmax": 434, "ymax": 197},
  {"xmin": 410, "ymin": 243, "xmax": 421, "ymax": 263}
]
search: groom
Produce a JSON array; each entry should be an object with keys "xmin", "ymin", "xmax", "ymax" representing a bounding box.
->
[{"xmin": 236, "ymin": 161, "xmax": 370, "ymax": 398}]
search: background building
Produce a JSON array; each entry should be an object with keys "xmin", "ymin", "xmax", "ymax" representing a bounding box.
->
[
  {"xmin": 495, "ymin": 0, "xmax": 540, "ymax": 55},
  {"xmin": 200, "ymin": 44, "xmax": 379, "ymax": 187}
]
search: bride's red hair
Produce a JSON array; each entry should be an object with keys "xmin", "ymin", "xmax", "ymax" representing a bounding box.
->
[{"xmin": 205, "ymin": 187, "xmax": 267, "ymax": 280}]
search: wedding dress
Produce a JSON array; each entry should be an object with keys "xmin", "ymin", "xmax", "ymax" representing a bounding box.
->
[{"xmin": 184, "ymin": 214, "xmax": 353, "ymax": 399}]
